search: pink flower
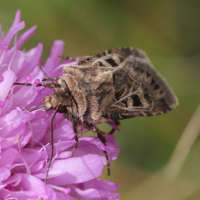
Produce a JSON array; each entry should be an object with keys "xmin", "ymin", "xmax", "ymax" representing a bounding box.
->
[{"xmin": 0, "ymin": 11, "xmax": 120, "ymax": 200}]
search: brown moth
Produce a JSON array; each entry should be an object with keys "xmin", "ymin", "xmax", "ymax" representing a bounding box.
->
[{"xmin": 14, "ymin": 47, "xmax": 178, "ymax": 182}]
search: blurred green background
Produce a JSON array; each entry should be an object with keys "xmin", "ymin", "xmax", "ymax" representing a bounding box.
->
[{"xmin": 1, "ymin": 1, "xmax": 200, "ymax": 199}]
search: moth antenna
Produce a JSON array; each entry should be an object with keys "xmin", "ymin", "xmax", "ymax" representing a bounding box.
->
[
  {"xmin": 39, "ymin": 66, "xmax": 57, "ymax": 88},
  {"xmin": 45, "ymin": 106, "xmax": 59, "ymax": 185}
]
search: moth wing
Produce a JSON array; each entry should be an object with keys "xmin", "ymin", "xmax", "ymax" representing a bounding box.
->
[{"xmin": 103, "ymin": 50, "xmax": 178, "ymax": 120}]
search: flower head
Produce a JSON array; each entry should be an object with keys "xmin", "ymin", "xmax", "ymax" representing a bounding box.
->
[{"xmin": 0, "ymin": 11, "xmax": 120, "ymax": 199}]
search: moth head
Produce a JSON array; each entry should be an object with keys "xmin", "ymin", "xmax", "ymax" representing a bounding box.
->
[{"xmin": 44, "ymin": 87, "xmax": 72, "ymax": 113}]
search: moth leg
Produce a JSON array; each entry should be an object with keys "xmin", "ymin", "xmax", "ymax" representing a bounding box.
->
[
  {"xmin": 71, "ymin": 116, "xmax": 79, "ymax": 157},
  {"xmin": 83, "ymin": 122, "xmax": 111, "ymax": 176},
  {"xmin": 108, "ymin": 120, "xmax": 120, "ymax": 135},
  {"xmin": 45, "ymin": 106, "xmax": 59, "ymax": 185}
]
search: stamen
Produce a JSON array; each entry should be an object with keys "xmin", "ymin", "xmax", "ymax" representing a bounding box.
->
[
  {"xmin": 35, "ymin": 140, "xmax": 49, "ymax": 167},
  {"xmin": 17, "ymin": 139, "xmax": 31, "ymax": 175},
  {"xmin": 45, "ymin": 107, "xmax": 59, "ymax": 185},
  {"xmin": 28, "ymin": 121, "xmax": 34, "ymax": 148}
]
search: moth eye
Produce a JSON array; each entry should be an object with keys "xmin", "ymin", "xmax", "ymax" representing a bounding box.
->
[{"xmin": 57, "ymin": 106, "xmax": 67, "ymax": 113}]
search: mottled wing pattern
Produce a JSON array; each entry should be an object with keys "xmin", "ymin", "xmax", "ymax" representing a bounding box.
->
[{"xmin": 89, "ymin": 48, "xmax": 178, "ymax": 120}]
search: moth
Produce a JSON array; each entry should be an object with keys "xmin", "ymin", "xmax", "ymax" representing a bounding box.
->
[{"xmin": 14, "ymin": 47, "xmax": 178, "ymax": 182}]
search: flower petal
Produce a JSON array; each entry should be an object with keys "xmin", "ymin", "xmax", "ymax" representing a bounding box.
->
[
  {"xmin": 0, "ymin": 69, "xmax": 17, "ymax": 101},
  {"xmin": 17, "ymin": 43, "xmax": 43, "ymax": 79},
  {"xmin": 76, "ymin": 135, "xmax": 120, "ymax": 164},
  {"xmin": 71, "ymin": 179, "xmax": 120, "ymax": 200},
  {"xmin": 0, "ymin": 11, "xmax": 25, "ymax": 48},
  {"xmin": 36, "ymin": 154, "xmax": 103, "ymax": 185},
  {"xmin": 55, "ymin": 190, "xmax": 75, "ymax": 200},
  {"xmin": 0, "ymin": 167, "xmax": 10, "ymax": 182},
  {"xmin": 44, "ymin": 40, "xmax": 64, "ymax": 77},
  {"xmin": 70, "ymin": 179, "xmax": 120, "ymax": 200},
  {"xmin": 0, "ymin": 109, "xmax": 22, "ymax": 137},
  {"xmin": 0, "ymin": 173, "xmax": 53, "ymax": 200},
  {"xmin": 0, "ymin": 148, "xmax": 16, "ymax": 167},
  {"xmin": 16, "ymin": 25, "xmax": 37, "ymax": 50}
]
